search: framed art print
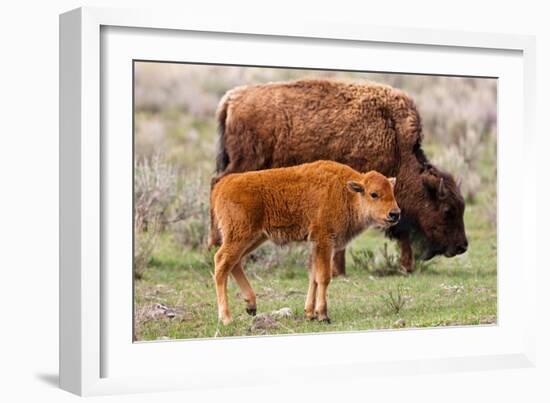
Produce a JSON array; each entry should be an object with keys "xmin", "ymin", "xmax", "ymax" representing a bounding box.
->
[{"xmin": 59, "ymin": 7, "xmax": 537, "ymax": 396}]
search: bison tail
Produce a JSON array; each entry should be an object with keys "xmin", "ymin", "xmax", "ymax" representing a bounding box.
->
[{"xmin": 215, "ymin": 96, "xmax": 230, "ymax": 174}]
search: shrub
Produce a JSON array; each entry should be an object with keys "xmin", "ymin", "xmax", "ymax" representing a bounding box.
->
[
  {"xmin": 350, "ymin": 243, "xmax": 406, "ymax": 276},
  {"xmin": 172, "ymin": 217, "xmax": 209, "ymax": 250},
  {"xmin": 433, "ymin": 128, "xmax": 483, "ymax": 202},
  {"xmin": 134, "ymin": 221, "xmax": 159, "ymax": 280},
  {"xmin": 134, "ymin": 154, "xmax": 178, "ymax": 230},
  {"xmin": 412, "ymin": 77, "xmax": 497, "ymax": 147},
  {"xmin": 380, "ymin": 284, "xmax": 408, "ymax": 314},
  {"xmin": 134, "ymin": 155, "xmax": 178, "ymax": 279},
  {"xmin": 481, "ymin": 185, "xmax": 497, "ymax": 226},
  {"xmin": 170, "ymin": 174, "xmax": 210, "ymax": 249},
  {"xmin": 198, "ymin": 247, "xmax": 217, "ymax": 271},
  {"xmin": 134, "ymin": 114, "xmax": 167, "ymax": 159},
  {"xmin": 170, "ymin": 174, "xmax": 208, "ymax": 221},
  {"xmin": 134, "ymin": 63, "xmax": 219, "ymax": 118},
  {"xmin": 247, "ymin": 243, "xmax": 309, "ymax": 273}
]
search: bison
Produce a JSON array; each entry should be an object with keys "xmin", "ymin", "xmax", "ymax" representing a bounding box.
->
[
  {"xmin": 210, "ymin": 160, "xmax": 400, "ymax": 324},
  {"xmin": 209, "ymin": 79, "xmax": 468, "ymax": 274}
]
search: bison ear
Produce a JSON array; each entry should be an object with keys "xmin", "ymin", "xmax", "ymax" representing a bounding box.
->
[
  {"xmin": 422, "ymin": 173, "xmax": 439, "ymax": 197},
  {"xmin": 347, "ymin": 181, "xmax": 365, "ymax": 194},
  {"xmin": 437, "ymin": 178, "xmax": 447, "ymax": 200},
  {"xmin": 423, "ymin": 175, "xmax": 448, "ymax": 200},
  {"xmin": 388, "ymin": 177, "xmax": 396, "ymax": 189}
]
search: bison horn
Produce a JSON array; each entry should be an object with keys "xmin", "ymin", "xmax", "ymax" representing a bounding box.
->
[{"xmin": 456, "ymin": 177, "xmax": 462, "ymax": 190}]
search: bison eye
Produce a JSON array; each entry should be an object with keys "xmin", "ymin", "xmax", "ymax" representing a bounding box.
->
[
  {"xmin": 443, "ymin": 206, "xmax": 454, "ymax": 218},
  {"xmin": 370, "ymin": 192, "xmax": 378, "ymax": 199}
]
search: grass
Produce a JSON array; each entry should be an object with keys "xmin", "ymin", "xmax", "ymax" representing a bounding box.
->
[{"xmin": 134, "ymin": 196, "xmax": 496, "ymax": 341}]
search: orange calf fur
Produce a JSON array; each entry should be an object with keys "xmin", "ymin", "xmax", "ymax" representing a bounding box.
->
[{"xmin": 210, "ymin": 160, "xmax": 400, "ymax": 325}]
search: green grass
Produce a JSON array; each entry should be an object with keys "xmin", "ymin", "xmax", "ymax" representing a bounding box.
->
[{"xmin": 134, "ymin": 198, "xmax": 496, "ymax": 341}]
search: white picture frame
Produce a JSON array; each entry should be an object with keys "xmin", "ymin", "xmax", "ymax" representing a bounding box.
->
[{"xmin": 59, "ymin": 6, "xmax": 537, "ymax": 396}]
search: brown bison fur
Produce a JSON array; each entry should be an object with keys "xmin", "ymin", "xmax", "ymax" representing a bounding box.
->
[
  {"xmin": 210, "ymin": 79, "xmax": 468, "ymax": 274},
  {"xmin": 210, "ymin": 160, "xmax": 400, "ymax": 325}
]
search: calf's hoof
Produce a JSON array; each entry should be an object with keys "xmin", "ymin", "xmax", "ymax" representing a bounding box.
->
[
  {"xmin": 219, "ymin": 314, "xmax": 232, "ymax": 326},
  {"xmin": 316, "ymin": 311, "xmax": 331, "ymax": 323},
  {"xmin": 305, "ymin": 309, "xmax": 317, "ymax": 320},
  {"xmin": 246, "ymin": 306, "xmax": 257, "ymax": 316},
  {"xmin": 318, "ymin": 316, "xmax": 331, "ymax": 324}
]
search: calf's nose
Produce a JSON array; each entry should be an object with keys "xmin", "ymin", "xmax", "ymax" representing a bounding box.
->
[{"xmin": 388, "ymin": 209, "xmax": 401, "ymax": 223}]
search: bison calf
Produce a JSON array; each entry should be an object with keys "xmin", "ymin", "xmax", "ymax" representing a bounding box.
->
[{"xmin": 210, "ymin": 160, "xmax": 400, "ymax": 325}]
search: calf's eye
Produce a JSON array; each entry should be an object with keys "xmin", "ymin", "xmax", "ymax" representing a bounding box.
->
[{"xmin": 370, "ymin": 192, "xmax": 378, "ymax": 199}]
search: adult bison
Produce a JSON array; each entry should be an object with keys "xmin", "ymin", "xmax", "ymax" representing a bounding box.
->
[{"xmin": 209, "ymin": 79, "xmax": 468, "ymax": 274}]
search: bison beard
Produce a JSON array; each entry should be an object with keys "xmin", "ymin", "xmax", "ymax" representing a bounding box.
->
[{"xmin": 209, "ymin": 79, "xmax": 468, "ymax": 274}]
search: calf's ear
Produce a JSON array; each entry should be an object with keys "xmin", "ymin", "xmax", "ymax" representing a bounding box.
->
[
  {"xmin": 388, "ymin": 177, "xmax": 396, "ymax": 188},
  {"xmin": 347, "ymin": 181, "xmax": 365, "ymax": 194}
]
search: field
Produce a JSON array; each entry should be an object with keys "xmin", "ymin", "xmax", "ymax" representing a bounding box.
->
[
  {"xmin": 135, "ymin": 207, "xmax": 496, "ymax": 340},
  {"xmin": 133, "ymin": 63, "xmax": 497, "ymax": 341}
]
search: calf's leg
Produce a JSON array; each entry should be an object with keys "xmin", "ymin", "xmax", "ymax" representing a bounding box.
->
[
  {"xmin": 304, "ymin": 268, "xmax": 317, "ymax": 320},
  {"xmin": 214, "ymin": 242, "xmax": 247, "ymax": 325},
  {"xmin": 231, "ymin": 263, "xmax": 257, "ymax": 316},
  {"xmin": 230, "ymin": 235, "xmax": 266, "ymax": 316},
  {"xmin": 313, "ymin": 243, "xmax": 333, "ymax": 323},
  {"xmin": 331, "ymin": 248, "xmax": 346, "ymax": 278}
]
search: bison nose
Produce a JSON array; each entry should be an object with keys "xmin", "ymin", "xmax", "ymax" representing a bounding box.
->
[
  {"xmin": 456, "ymin": 240, "xmax": 468, "ymax": 255},
  {"xmin": 388, "ymin": 209, "xmax": 401, "ymax": 223}
]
